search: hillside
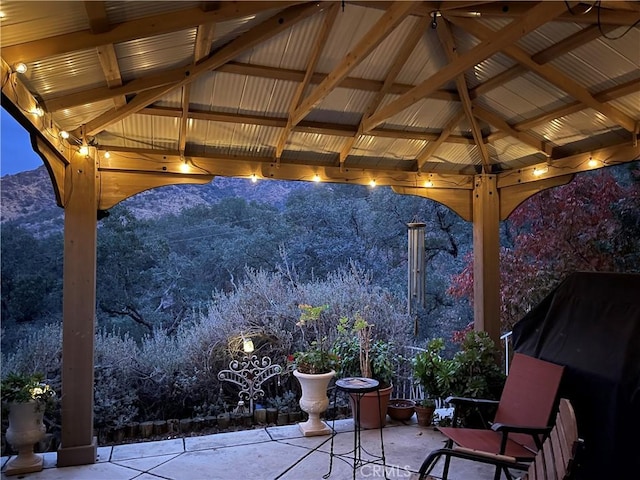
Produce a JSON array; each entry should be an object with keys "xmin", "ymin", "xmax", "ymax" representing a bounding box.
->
[{"xmin": 1, "ymin": 166, "xmax": 308, "ymax": 234}]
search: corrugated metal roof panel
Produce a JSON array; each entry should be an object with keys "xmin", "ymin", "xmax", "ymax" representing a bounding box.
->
[
  {"xmin": 352, "ymin": 135, "xmax": 424, "ymax": 161},
  {"xmin": 532, "ymin": 108, "xmax": 618, "ymax": 146},
  {"xmin": 610, "ymin": 91, "xmax": 640, "ymax": 118},
  {"xmin": 316, "ymin": 5, "xmax": 384, "ymax": 74},
  {"xmin": 53, "ymin": 99, "xmax": 114, "ymax": 132},
  {"xmin": 476, "ymin": 71, "xmax": 574, "ymax": 124},
  {"xmin": 154, "ymin": 89, "xmax": 184, "ymax": 110},
  {"xmin": 488, "ymin": 137, "xmax": 543, "ymax": 168},
  {"xmin": 117, "ymin": 29, "xmax": 196, "ymax": 81},
  {"xmin": 28, "ymin": 50, "xmax": 105, "ymax": 98},
  {"xmin": 376, "ymin": 96, "xmax": 457, "ymax": 131},
  {"xmin": 194, "ymin": 120, "xmax": 279, "ymax": 157},
  {"xmin": 104, "ymin": 1, "xmax": 200, "ymax": 24},
  {"xmin": 350, "ymin": 15, "xmax": 417, "ymax": 80},
  {"xmin": 213, "ymin": 9, "xmax": 287, "ymax": 53},
  {"xmin": 397, "ymin": 27, "xmax": 447, "ymax": 85},
  {"xmin": 547, "ymin": 31, "xmax": 640, "ymax": 91},
  {"xmin": 0, "ymin": 1, "xmax": 88, "ymax": 46},
  {"xmin": 432, "ymin": 143, "xmax": 480, "ymax": 166},
  {"xmin": 287, "ymin": 131, "xmax": 344, "ymax": 155},
  {"xmin": 306, "ymin": 88, "xmax": 375, "ymax": 125},
  {"xmin": 242, "ymin": 14, "xmax": 321, "ymax": 70},
  {"xmin": 517, "ymin": 21, "xmax": 582, "ymax": 54},
  {"xmin": 105, "ymin": 114, "xmax": 179, "ymax": 151}
]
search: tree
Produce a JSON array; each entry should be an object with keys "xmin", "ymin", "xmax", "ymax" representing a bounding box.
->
[{"xmin": 450, "ymin": 165, "xmax": 640, "ymax": 331}]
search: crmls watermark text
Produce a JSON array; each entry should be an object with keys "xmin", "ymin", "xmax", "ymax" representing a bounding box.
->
[{"xmin": 360, "ymin": 465, "xmax": 413, "ymax": 478}]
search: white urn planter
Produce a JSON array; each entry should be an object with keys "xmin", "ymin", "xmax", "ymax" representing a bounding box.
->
[
  {"xmin": 293, "ymin": 369, "xmax": 335, "ymax": 436},
  {"xmin": 4, "ymin": 401, "xmax": 46, "ymax": 476}
]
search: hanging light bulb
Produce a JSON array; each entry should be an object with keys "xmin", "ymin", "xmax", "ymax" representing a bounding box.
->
[
  {"xmin": 424, "ymin": 180, "xmax": 434, "ymax": 188},
  {"xmin": 369, "ymin": 179, "xmax": 377, "ymax": 187},
  {"xmin": 104, "ymin": 151, "xmax": 111, "ymax": 159},
  {"xmin": 588, "ymin": 157, "xmax": 599, "ymax": 168},
  {"xmin": 59, "ymin": 131, "xmax": 70, "ymax": 139},
  {"xmin": 251, "ymin": 174, "xmax": 258, "ymax": 183},
  {"xmin": 14, "ymin": 63, "xmax": 27, "ymax": 74},
  {"xmin": 313, "ymin": 174, "xmax": 321, "ymax": 183},
  {"xmin": 241, "ymin": 333, "xmax": 254, "ymax": 353},
  {"xmin": 179, "ymin": 160, "xmax": 190, "ymax": 173}
]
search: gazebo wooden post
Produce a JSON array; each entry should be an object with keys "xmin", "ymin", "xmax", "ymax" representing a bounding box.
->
[
  {"xmin": 472, "ymin": 174, "xmax": 501, "ymax": 347},
  {"xmin": 57, "ymin": 150, "xmax": 98, "ymax": 467}
]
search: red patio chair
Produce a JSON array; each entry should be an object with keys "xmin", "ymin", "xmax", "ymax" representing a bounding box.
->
[
  {"xmin": 424, "ymin": 353, "xmax": 564, "ymax": 480},
  {"xmin": 419, "ymin": 398, "xmax": 583, "ymax": 480}
]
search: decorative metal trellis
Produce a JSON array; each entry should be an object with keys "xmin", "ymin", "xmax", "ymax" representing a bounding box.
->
[{"xmin": 218, "ymin": 354, "xmax": 283, "ymax": 412}]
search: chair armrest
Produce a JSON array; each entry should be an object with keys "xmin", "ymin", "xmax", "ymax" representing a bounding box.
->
[
  {"xmin": 491, "ymin": 423, "xmax": 552, "ymax": 436},
  {"xmin": 445, "ymin": 396, "xmax": 500, "ymax": 407},
  {"xmin": 418, "ymin": 447, "xmax": 529, "ymax": 480}
]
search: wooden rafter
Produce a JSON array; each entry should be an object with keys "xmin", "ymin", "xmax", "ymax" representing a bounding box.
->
[
  {"xmin": 290, "ymin": 1, "xmax": 419, "ymax": 127},
  {"xmin": 339, "ymin": 13, "xmax": 431, "ymax": 167},
  {"xmin": 275, "ymin": 3, "xmax": 339, "ymax": 161},
  {"xmin": 362, "ymin": 2, "xmax": 570, "ymax": 133},
  {"xmin": 80, "ymin": 2, "xmax": 324, "ymax": 136},
  {"xmin": 437, "ymin": 18, "xmax": 491, "ymax": 172},
  {"xmin": 449, "ymin": 16, "xmax": 637, "ymax": 133},
  {"xmin": 44, "ymin": 60, "xmax": 459, "ymax": 113},
  {"xmin": 1, "ymin": 2, "xmax": 305, "ymax": 65}
]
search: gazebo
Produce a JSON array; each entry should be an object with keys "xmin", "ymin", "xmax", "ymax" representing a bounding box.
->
[{"xmin": 1, "ymin": 0, "xmax": 639, "ymax": 467}]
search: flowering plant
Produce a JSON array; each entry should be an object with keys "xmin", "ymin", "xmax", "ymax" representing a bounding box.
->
[
  {"xmin": 1, "ymin": 372, "xmax": 56, "ymax": 407},
  {"xmin": 292, "ymin": 304, "xmax": 338, "ymax": 374}
]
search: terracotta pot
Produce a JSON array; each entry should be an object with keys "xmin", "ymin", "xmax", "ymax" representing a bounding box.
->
[
  {"xmin": 387, "ymin": 398, "xmax": 415, "ymax": 421},
  {"xmin": 293, "ymin": 369, "xmax": 335, "ymax": 436},
  {"xmin": 348, "ymin": 384, "xmax": 393, "ymax": 429},
  {"xmin": 415, "ymin": 403, "xmax": 436, "ymax": 427}
]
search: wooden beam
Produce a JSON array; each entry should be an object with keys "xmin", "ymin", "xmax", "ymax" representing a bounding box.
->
[
  {"xmin": 497, "ymin": 142, "xmax": 640, "ymax": 188},
  {"xmin": 437, "ymin": 18, "xmax": 491, "ymax": 172},
  {"xmin": 178, "ymin": 85, "xmax": 191, "ymax": 154},
  {"xmin": 82, "ymin": 2, "xmax": 324, "ymax": 136},
  {"xmin": 449, "ymin": 16, "xmax": 637, "ymax": 133},
  {"xmin": 83, "ymin": 1, "xmax": 110, "ymax": 34},
  {"xmin": 2, "ymin": 2, "xmax": 306, "ymax": 64},
  {"xmin": 194, "ymin": 23, "xmax": 216, "ymax": 63},
  {"xmin": 392, "ymin": 185, "xmax": 473, "ymax": 221},
  {"xmin": 45, "ymin": 60, "xmax": 459, "ymax": 112},
  {"xmin": 276, "ymin": 3, "xmax": 339, "ymax": 160},
  {"xmin": 138, "ymin": 105, "xmax": 474, "ymax": 143},
  {"xmin": 499, "ymin": 174, "xmax": 574, "ymax": 220},
  {"xmin": 290, "ymin": 1, "xmax": 419, "ymax": 126},
  {"xmin": 341, "ymin": 13, "xmax": 431, "ymax": 166},
  {"xmin": 95, "ymin": 45, "xmax": 126, "ymax": 108},
  {"xmin": 362, "ymin": 2, "xmax": 569, "ymax": 132}
]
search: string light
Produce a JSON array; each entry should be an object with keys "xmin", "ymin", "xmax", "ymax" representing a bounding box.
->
[
  {"xmin": 13, "ymin": 63, "xmax": 27, "ymax": 74},
  {"xmin": 104, "ymin": 151, "xmax": 111, "ymax": 159},
  {"xmin": 30, "ymin": 106, "xmax": 44, "ymax": 117},
  {"xmin": 369, "ymin": 179, "xmax": 376, "ymax": 187},
  {"xmin": 313, "ymin": 174, "xmax": 321, "ymax": 183},
  {"xmin": 59, "ymin": 131, "xmax": 70, "ymax": 139},
  {"xmin": 532, "ymin": 166, "xmax": 548, "ymax": 176},
  {"xmin": 79, "ymin": 145, "xmax": 89, "ymax": 156},
  {"xmin": 588, "ymin": 157, "xmax": 599, "ymax": 168},
  {"xmin": 424, "ymin": 180, "xmax": 434, "ymax": 188},
  {"xmin": 179, "ymin": 160, "xmax": 190, "ymax": 173},
  {"xmin": 251, "ymin": 174, "xmax": 258, "ymax": 183}
]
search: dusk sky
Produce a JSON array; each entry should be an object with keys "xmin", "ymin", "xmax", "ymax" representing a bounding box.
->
[{"xmin": 1, "ymin": 107, "xmax": 43, "ymax": 177}]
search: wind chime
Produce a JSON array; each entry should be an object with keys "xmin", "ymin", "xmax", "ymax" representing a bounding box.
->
[{"xmin": 407, "ymin": 222, "xmax": 426, "ymax": 335}]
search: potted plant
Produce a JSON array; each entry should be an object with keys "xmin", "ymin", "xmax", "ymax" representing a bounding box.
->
[
  {"xmin": 333, "ymin": 313, "xmax": 395, "ymax": 429},
  {"xmin": 1, "ymin": 372, "xmax": 56, "ymax": 475},
  {"xmin": 291, "ymin": 304, "xmax": 339, "ymax": 436},
  {"xmin": 387, "ymin": 398, "xmax": 415, "ymax": 421},
  {"xmin": 412, "ymin": 338, "xmax": 452, "ymax": 427}
]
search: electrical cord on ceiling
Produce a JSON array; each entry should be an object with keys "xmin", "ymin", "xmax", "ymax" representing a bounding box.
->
[{"xmin": 564, "ymin": 1, "xmax": 639, "ymax": 40}]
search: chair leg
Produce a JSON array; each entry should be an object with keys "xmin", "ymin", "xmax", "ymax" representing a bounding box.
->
[
  {"xmin": 418, "ymin": 449, "xmax": 448, "ymax": 480},
  {"xmin": 442, "ymin": 439, "xmax": 453, "ymax": 480}
]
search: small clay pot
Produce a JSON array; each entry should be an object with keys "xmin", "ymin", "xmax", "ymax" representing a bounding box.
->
[{"xmin": 387, "ymin": 398, "xmax": 415, "ymax": 421}]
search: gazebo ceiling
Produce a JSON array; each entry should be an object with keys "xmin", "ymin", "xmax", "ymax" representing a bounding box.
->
[{"xmin": 1, "ymin": 1, "xmax": 639, "ymax": 214}]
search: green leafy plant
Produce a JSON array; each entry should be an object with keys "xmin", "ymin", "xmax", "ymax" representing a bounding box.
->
[
  {"xmin": 1, "ymin": 372, "xmax": 56, "ymax": 406},
  {"xmin": 333, "ymin": 313, "xmax": 395, "ymax": 387},
  {"xmin": 293, "ymin": 304, "xmax": 339, "ymax": 374}
]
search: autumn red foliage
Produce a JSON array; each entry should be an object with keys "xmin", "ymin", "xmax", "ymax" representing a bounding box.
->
[{"xmin": 449, "ymin": 166, "xmax": 640, "ymax": 331}]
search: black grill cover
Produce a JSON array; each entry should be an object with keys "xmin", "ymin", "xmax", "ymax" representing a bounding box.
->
[{"xmin": 512, "ymin": 272, "xmax": 640, "ymax": 479}]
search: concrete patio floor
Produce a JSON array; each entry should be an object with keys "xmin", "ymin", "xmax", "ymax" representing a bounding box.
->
[{"xmin": 1, "ymin": 418, "xmax": 503, "ymax": 480}]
